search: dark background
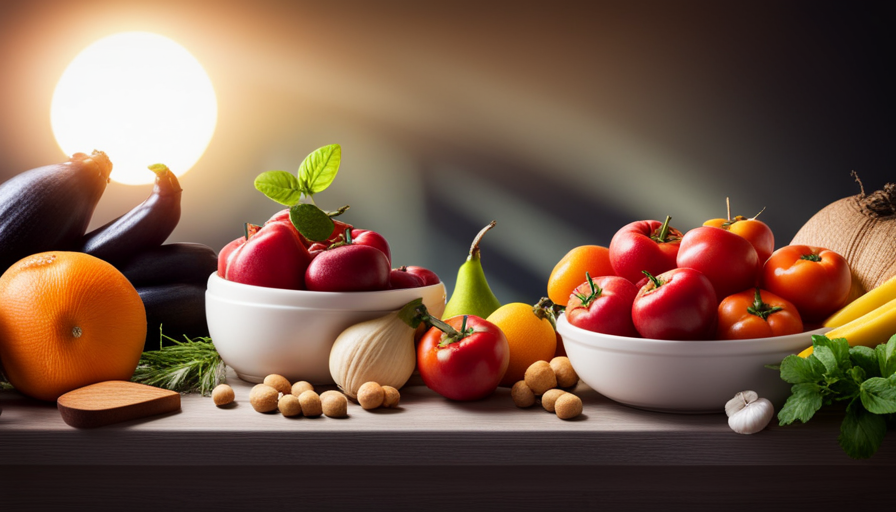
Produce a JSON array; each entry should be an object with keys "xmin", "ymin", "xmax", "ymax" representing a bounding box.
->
[{"xmin": 0, "ymin": 0, "xmax": 892, "ymax": 303}]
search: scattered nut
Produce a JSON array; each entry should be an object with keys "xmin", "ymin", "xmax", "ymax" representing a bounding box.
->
[
  {"xmin": 278, "ymin": 394, "xmax": 302, "ymax": 417},
  {"xmin": 298, "ymin": 390, "xmax": 322, "ymax": 417},
  {"xmin": 524, "ymin": 360, "xmax": 557, "ymax": 395},
  {"xmin": 511, "ymin": 380, "xmax": 535, "ymax": 408},
  {"xmin": 381, "ymin": 386, "xmax": 400, "ymax": 408},
  {"xmin": 249, "ymin": 384, "xmax": 280, "ymax": 413},
  {"xmin": 263, "ymin": 374, "xmax": 292, "ymax": 395},
  {"xmin": 357, "ymin": 382, "xmax": 385, "ymax": 410},
  {"xmin": 554, "ymin": 393, "xmax": 583, "ymax": 420},
  {"xmin": 550, "ymin": 356, "xmax": 579, "ymax": 389},
  {"xmin": 211, "ymin": 384, "xmax": 235, "ymax": 406},
  {"xmin": 291, "ymin": 380, "xmax": 314, "ymax": 397},
  {"xmin": 541, "ymin": 389, "xmax": 567, "ymax": 413},
  {"xmin": 321, "ymin": 391, "xmax": 348, "ymax": 418}
]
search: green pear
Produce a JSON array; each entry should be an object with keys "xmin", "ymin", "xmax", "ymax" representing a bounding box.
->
[{"xmin": 442, "ymin": 221, "xmax": 502, "ymax": 319}]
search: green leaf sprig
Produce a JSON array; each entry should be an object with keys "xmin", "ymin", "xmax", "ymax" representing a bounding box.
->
[
  {"xmin": 131, "ymin": 330, "xmax": 226, "ymax": 396},
  {"xmin": 253, "ymin": 144, "xmax": 345, "ymax": 242},
  {"xmin": 776, "ymin": 333, "xmax": 896, "ymax": 459}
]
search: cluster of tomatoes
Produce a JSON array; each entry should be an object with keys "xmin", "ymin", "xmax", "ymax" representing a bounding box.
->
[{"xmin": 566, "ymin": 213, "xmax": 852, "ymax": 340}]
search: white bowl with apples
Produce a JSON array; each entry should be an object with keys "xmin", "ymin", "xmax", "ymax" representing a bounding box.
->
[
  {"xmin": 557, "ymin": 313, "xmax": 829, "ymax": 413},
  {"xmin": 206, "ymin": 272, "xmax": 446, "ymax": 384}
]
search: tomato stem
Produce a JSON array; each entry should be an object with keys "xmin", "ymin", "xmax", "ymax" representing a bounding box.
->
[
  {"xmin": 800, "ymin": 253, "xmax": 822, "ymax": 262},
  {"xmin": 746, "ymin": 288, "xmax": 783, "ymax": 321},
  {"xmin": 404, "ymin": 302, "xmax": 474, "ymax": 347},
  {"xmin": 650, "ymin": 216, "xmax": 680, "ymax": 243},
  {"xmin": 573, "ymin": 272, "xmax": 603, "ymax": 308},
  {"xmin": 642, "ymin": 270, "xmax": 664, "ymax": 289}
]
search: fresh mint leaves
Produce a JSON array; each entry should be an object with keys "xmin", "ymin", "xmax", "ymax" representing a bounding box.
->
[
  {"xmin": 777, "ymin": 334, "xmax": 896, "ymax": 459},
  {"xmin": 253, "ymin": 144, "xmax": 344, "ymax": 241}
]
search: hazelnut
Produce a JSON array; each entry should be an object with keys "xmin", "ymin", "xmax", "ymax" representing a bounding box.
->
[
  {"xmin": 382, "ymin": 386, "xmax": 400, "ymax": 408},
  {"xmin": 510, "ymin": 381, "xmax": 535, "ymax": 408},
  {"xmin": 541, "ymin": 389, "xmax": 567, "ymax": 413},
  {"xmin": 291, "ymin": 381, "xmax": 314, "ymax": 397},
  {"xmin": 278, "ymin": 394, "xmax": 302, "ymax": 417},
  {"xmin": 555, "ymin": 393, "xmax": 583, "ymax": 420},
  {"xmin": 524, "ymin": 360, "xmax": 557, "ymax": 395},
  {"xmin": 322, "ymin": 392, "xmax": 348, "ymax": 418},
  {"xmin": 357, "ymin": 382, "xmax": 385, "ymax": 410},
  {"xmin": 249, "ymin": 384, "xmax": 279, "ymax": 413},
  {"xmin": 550, "ymin": 357, "xmax": 579, "ymax": 389},
  {"xmin": 263, "ymin": 374, "xmax": 292, "ymax": 395},
  {"xmin": 298, "ymin": 390, "xmax": 322, "ymax": 417},
  {"xmin": 211, "ymin": 384, "xmax": 234, "ymax": 407}
]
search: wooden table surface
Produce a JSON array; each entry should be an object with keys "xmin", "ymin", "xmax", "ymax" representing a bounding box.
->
[{"xmin": 0, "ymin": 369, "xmax": 891, "ymax": 510}]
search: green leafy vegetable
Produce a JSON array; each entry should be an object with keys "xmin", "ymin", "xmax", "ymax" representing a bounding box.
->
[
  {"xmin": 254, "ymin": 170, "xmax": 304, "ymax": 206},
  {"xmin": 776, "ymin": 334, "xmax": 896, "ymax": 459},
  {"xmin": 131, "ymin": 330, "xmax": 225, "ymax": 396},
  {"xmin": 298, "ymin": 143, "xmax": 341, "ymax": 196},
  {"xmin": 253, "ymin": 144, "xmax": 346, "ymax": 242},
  {"xmin": 290, "ymin": 203, "xmax": 335, "ymax": 242}
]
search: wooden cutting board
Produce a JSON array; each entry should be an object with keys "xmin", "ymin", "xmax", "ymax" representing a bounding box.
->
[{"xmin": 57, "ymin": 381, "xmax": 181, "ymax": 428}]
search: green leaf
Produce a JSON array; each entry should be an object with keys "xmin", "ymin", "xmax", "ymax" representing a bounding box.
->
[
  {"xmin": 298, "ymin": 144, "xmax": 341, "ymax": 196},
  {"xmin": 860, "ymin": 375, "xmax": 896, "ymax": 414},
  {"xmin": 779, "ymin": 354, "xmax": 825, "ymax": 384},
  {"xmin": 850, "ymin": 345, "xmax": 881, "ymax": 379},
  {"xmin": 289, "ymin": 203, "xmax": 335, "ymax": 242},
  {"xmin": 778, "ymin": 383, "xmax": 824, "ymax": 425},
  {"xmin": 879, "ymin": 334, "xmax": 896, "ymax": 378},
  {"xmin": 838, "ymin": 400, "xmax": 887, "ymax": 459},
  {"xmin": 813, "ymin": 345, "xmax": 839, "ymax": 376},
  {"xmin": 255, "ymin": 170, "xmax": 304, "ymax": 206}
]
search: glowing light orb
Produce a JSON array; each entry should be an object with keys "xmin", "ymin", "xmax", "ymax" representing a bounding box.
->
[{"xmin": 51, "ymin": 32, "xmax": 217, "ymax": 185}]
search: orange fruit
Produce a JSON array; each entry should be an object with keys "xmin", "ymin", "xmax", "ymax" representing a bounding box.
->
[
  {"xmin": 0, "ymin": 252, "xmax": 146, "ymax": 401},
  {"xmin": 547, "ymin": 245, "xmax": 614, "ymax": 307},
  {"xmin": 487, "ymin": 302, "xmax": 557, "ymax": 387}
]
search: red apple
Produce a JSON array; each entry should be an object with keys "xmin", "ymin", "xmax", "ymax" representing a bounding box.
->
[
  {"xmin": 405, "ymin": 265, "xmax": 440, "ymax": 285},
  {"xmin": 351, "ymin": 229, "xmax": 391, "ymax": 266},
  {"xmin": 305, "ymin": 245, "xmax": 390, "ymax": 291},
  {"xmin": 389, "ymin": 267, "xmax": 425, "ymax": 289}
]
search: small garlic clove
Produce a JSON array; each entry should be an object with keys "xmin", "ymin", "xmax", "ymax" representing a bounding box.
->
[
  {"xmin": 725, "ymin": 390, "xmax": 759, "ymax": 417},
  {"xmin": 728, "ymin": 397, "xmax": 774, "ymax": 435}
]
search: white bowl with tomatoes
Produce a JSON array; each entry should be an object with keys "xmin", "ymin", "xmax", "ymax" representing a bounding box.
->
[{"xmin": 557, "ymin": 314, "xmax": 829, "ymax": 413}]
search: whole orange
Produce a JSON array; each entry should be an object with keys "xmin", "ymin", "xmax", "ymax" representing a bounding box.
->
[
  {"xmin": 487, "ymin": 302, "xmax": 557, "ymax": 387},
  {"xmin": 0, "ymin": 252, "xmax": 146, "ymax": 401},
  {"xmin": 547, "ymin": 245, "xmax": 614, "ymax": 307}
]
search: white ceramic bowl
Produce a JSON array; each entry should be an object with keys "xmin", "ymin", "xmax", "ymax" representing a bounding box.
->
[
  {"xmin": 206, "ymin": 273, "xmax": 446, "ymax": 384},
  {"xmin": 557, "ymin": 313, "xmax": 829, "ymax": 413}
]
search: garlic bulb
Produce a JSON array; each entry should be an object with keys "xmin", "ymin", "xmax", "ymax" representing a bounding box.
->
[
  {"xmin": 328, "ymin": 299, "xmax": 421, "ymax": 399},
  {"xmin": 726, "ymin": 390, "xmax": 774, "ymax": 435}
]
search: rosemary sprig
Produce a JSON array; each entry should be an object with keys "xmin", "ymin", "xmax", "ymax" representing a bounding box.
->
[{"xmin": 131, "ymin": 330, "xmax": 226, "ymax": 396}]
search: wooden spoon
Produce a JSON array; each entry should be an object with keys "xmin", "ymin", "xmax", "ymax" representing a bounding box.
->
[{"xmin": 57, "ymin": 381, "xmax": 180, "ymax": 428}]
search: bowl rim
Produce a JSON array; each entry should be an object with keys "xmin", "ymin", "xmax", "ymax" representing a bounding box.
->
[
  {"xmin": 206, "ymin": 271, "xmax": 446, "ymax": 309},
  {"xmin": 556, "ymin": 313, "xmax": 830, "ymax": 356}
]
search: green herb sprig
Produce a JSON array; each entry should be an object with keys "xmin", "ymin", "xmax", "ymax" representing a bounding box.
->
[
  {"xmin": 253, "ymin": 143, "xmax": 346, "ymax": 242},
  {"xmin": 774, "ymin": 334, "xmax": 896, "ymax": 459},
  {"xmin": 131, "ymin": 330, "xmax": 226, "ymax": 396}
]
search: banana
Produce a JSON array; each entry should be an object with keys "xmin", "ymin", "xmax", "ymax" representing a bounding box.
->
[
  {"xmin": 823, "ymin": 274, "xmax": 896, "ymax": 328},
  {"xmin": 800, "ymin": 297, "xmax": 896, "ymax": 357}
]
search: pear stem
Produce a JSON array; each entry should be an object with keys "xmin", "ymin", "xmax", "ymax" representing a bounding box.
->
[{"xmin": 468, "ymin": 221, "xmax": 497, "ymax": 260}]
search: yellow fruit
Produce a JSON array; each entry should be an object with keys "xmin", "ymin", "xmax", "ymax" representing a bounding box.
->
[
  {"xmin": 800, "ymin": 298, "xmax": 896, "ymax": 357},
  {"xmin": 487, "ymin": 302, "xmax": 557, "ymax": 386},
  {"xmin": 823, "ymin": 275, "xmax": 896, "ymax": 328},
  {"xmin": 547, "ymin": 246, "xmax": 614, "ymax": 307}
]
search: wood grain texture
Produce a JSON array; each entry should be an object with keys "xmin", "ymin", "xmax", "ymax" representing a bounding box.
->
[
  {"xmin": 0, "ymin": 369, "xmax": 892, "ymax": 467},
  {"xmin": 56, "ymin": 381, "xmax": 181, "ymax": 428}
]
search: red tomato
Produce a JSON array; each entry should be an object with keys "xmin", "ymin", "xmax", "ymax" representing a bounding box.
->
[
  {"xmin": 716, "ymin": 288, "xmax": 803, "ymax": 339},
  {"xmin": 566, "ymin": 273, "xmax": 639, "ymax": 337},
  {"xmin": 761, "ymin": 245, "xmax": 851, "ymax": 323},
  {"xmin": 608, "ymin": 216, "xmax": 683, "ymax": 284},
  {"xmin": 676, "ymin": 226, "xmax": 759, "ymax": 301},
  {"xmin": 703, "ymin": 215, "xmax": 775, "ymax": 266},
  {"xmin": 417, "ymin": 315, "xmax": 510, "ymax": 401},
  {"xmin": 632, "ymin": 268, "xmax": 717, "ymax": 340},
  {"xmin": 351, "ymin": 229, "xmax": 392, "ymax": 267}
]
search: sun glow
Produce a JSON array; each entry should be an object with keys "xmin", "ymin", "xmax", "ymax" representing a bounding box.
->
[{"xmin": 51, "ymin": 32, "xmax": 217, "ymax": 185}]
